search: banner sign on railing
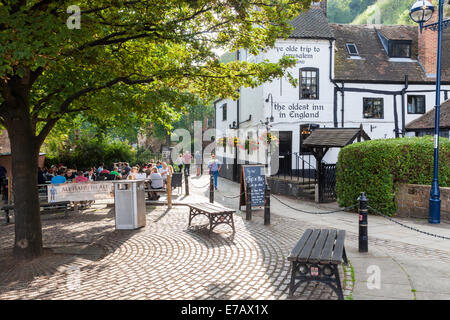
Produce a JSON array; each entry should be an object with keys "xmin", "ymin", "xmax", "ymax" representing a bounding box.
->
[{"xmin": 48, "ymin": 182, "xmax": 114, "ymax": 202}]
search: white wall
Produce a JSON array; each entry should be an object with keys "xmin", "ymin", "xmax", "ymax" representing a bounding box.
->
[{"xmin": 215, "ymin": 38, "xmax": 450, "ymax": 172}]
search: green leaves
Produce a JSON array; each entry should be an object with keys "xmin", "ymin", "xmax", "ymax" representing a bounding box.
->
[{"xmin": 1, "ymin": 0, "xmax": 312, "ymax": 149}]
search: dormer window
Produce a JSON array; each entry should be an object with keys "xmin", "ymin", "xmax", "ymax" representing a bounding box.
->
[
  {"xmin": 346, "ymin": 43, "xmax": 359, "ymax": 56},
  {"xmin": 389, "ymin": 41, "xmax": 411, "ymax": 58},
  {"xmin": 377, "ymin": 30, "xmax": 412, "ymax": 58}
]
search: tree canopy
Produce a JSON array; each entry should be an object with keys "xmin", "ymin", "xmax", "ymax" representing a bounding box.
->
[
  {"xmin": 0, "ymin": 0, "xmax": 313, "ymax": 259},
  {"xmin": 0, "ymin": 0, "xmax": 310, "ymax": 143}
]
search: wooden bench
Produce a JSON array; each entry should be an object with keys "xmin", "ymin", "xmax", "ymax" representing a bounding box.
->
[
  {"xmin": 288, "ymin": 229, "xmax": 348, "ymax": 300},
  {"xmin": 187, "ymin": 203, "xmax": 235, "ymax": 236},
  {"xmin": 2, "ymin": 184, "xmax": 77, "ymax": 223},
  {"xmin": 2, "ymin": 201, "xmax": 71, "ymax": 223}
]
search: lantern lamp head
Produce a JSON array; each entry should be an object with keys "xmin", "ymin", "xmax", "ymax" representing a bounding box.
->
[{"xmin": 409, "ymin": 0, "xmax": 435, "ymax": 25}]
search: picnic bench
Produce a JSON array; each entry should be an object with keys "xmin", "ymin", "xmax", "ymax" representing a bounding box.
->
[
  {"xmin": 187, "ymin": 203, "xmax": 235, "ymax": 236},
  {"xmin": 2, "ymin": 184, "xmax": 76, "ymax": 223},
  {"xmin": 288, "ymin": 229, "xmax": 348, "ymax": 300}
]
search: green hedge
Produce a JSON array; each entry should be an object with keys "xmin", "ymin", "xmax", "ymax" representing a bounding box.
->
[{"xmin": 336, "ymin": 136, "xmax": 450, "ymax": 216}]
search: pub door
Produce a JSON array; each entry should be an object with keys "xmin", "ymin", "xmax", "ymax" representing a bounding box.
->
[{"xmin": 278, "ymin": 131, "xmax": 292, "ymax": 176}]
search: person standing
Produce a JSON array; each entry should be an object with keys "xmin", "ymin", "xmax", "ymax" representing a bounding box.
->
[
  {"xmin": 208, "ymin": 154, "xmax": 222, "ymax": 190},
  {"xmin": 194, "ymin": 151, "xmax": 202, "ymax": 176},
  {"xmin": 174, "ymin": 153, "xmax": 183, "ymax": 173},
  {"xmin": 183, "ymin": 151, "xmax": 192, "ymax": 176}
]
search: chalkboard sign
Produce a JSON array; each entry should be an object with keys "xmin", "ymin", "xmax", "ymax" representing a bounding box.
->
[{"xmin": 239, "ymin": 165, "xmax": 266, "ymax": 208}]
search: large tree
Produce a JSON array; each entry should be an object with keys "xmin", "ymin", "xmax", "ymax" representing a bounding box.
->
[{"xmin": 0, "ymin": 0, "xmax": 311, "ymax": 259}]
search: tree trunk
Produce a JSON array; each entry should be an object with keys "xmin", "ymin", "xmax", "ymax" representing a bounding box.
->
[{"xmin": 4, "ymin": 80, "xmax": 43, "ymax": 260}]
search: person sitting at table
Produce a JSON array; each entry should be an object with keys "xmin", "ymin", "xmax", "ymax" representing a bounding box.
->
[
  {"xmin": 75, "ymin": 171, "xmax": 89, "ymax": 183},
  {"xmin": 51, "ymin": 173, "xmax": 66, "ymax": 185},
  {"xmin": 45, "ymin": 166, "xmax": 56, "ymax": 181},
  {"xmin": 97, "ymin": 163, "xmax": 104, "ymax": 174},
  {"xmin": 149, "ymin": 167, "xmax": 163, "ymax": 200},
  {"xmin": 65, "ymin": 169, "xmax": 76, "ymax": 182},
  {"xmin": 84, "ymin": 167, "xmax": 96, "ymax": 181},
  {"xmin": 127, "ymin": 166, "xmax": 139, "ymax": 180},
  {"xmin": 100, "ymin": 167, "xmax": 110, "ymax": 175},
  {"xmin": 122, "ymin": 163, "xmax": 131, "ymax": 178},
  {"xmin": 110, "ymin": 167, "xmax": 122, "ymax": 179},
  {"xmin": 38, "ymin": 167, "xmax": 47, "ymax": 185}
]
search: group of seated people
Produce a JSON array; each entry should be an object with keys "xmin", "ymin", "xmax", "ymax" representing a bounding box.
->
[{"xmin": 38, "ymin": 160, "xmax": 173, "ymax": 201}]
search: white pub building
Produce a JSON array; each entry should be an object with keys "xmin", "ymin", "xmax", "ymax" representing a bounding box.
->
[{"xmin": 214, "ymin": 1, "xmax": 450, "ymax": 186}]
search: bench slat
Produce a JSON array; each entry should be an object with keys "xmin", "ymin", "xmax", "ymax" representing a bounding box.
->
[
  {"xmin": 189, "ymin": 203, "xmax": 223, "ymax": 213},
  {"xmin": 319, "ymin": 229, "xmax": 337, "ymax": 264},
  {"xmin": 331, "ymin": 230, "xmax": 346, "ymax": 264},
  {"xmin": 297, "ymin": 229, "xmax": 321, "ymax": 263},
  {"xmin": 288, "ymin": 229, "xmax": 313, "ymax": 262},
  {"xmin": 201, "ymin": 203, "xmax": 235, "ymax": 214},
  {"xmin": 188, "ymin": 203, "xmax": 234, "ymax": 214},
  {"xmin": 309, "ymin": 229, "xmax": 329, "ymax": 264}
]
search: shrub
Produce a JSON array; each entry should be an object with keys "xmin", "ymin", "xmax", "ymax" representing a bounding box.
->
[
  {"xmin": 336, "ymin": 136, "xmax": 450, "ymax": 216},
  {"xmin": 44, "ymin": 136, "xmax": 137, "ymax": 170}
]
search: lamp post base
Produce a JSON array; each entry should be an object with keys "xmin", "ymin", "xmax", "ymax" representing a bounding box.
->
[{"xmin": 429, "ymin": 198, "xmax": 441, "ymax": 224}]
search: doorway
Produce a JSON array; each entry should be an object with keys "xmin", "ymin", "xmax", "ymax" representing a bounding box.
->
[{"xmin": 278, "ymin": 131, "xmax": 292, "ymax": 176}]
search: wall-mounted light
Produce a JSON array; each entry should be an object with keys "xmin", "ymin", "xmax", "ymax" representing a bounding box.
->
[{"xmin": 265, "ymin": 93, "xmax": 275, "ymax": 122}]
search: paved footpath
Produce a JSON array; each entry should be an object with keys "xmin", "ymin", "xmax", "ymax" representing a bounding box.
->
[
  {"xmin": 189, "ymin": 175, "xmax": 450, "ymax": 300},
  {"xmin": 0, "ymin": 175, "xmax": 449, "ymax": 300}
]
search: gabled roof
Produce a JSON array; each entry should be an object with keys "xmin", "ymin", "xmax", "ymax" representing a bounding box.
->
[
  {"xmin": 302, "ymin": 128, "xmax": 371, "ymax": 148},
  {"xmin": 330, "ymin": 24, "xmax": 445, "ymax": 83},
  {"xmin": 289, "ymin": 7, "xmax": 334, "ymax": 40},
  {"xmin": 406, "ymin": 99, "xmax": 450, "ymax": 130}
]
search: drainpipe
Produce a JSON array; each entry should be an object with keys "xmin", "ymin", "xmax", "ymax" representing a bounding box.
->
[
  {"xmin": 341, "ymin": 81, "xmax": 345, "ymax": 128},
  {"xmin": 401, "ymin": 75, "xmax": 409, "ymax": 137},
  {"xmin": 329, "ymin": 39, "xmax": 343, "ymax": 128}
]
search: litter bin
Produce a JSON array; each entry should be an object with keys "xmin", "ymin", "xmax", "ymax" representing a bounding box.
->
[{"xmin": 112, "ymin": 180, "xmax": 146, "ymax": 230}]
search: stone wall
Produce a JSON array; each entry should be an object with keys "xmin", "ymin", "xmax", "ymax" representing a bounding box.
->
[{"xmin": 395, "ymin": 184, "xmax": 450, "ymax": 221}]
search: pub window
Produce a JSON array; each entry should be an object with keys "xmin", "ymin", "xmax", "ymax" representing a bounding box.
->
[
  {"xmin": 407, "ymin": 95, "xmax": 425, "ymax": 114},
  {"xmin": 299, "ymin": 68, "xmax": 319, "ymax": 100},
  {"xmin": 300, "ymin": 124, "xmax": 319, "ymax": 154},
  {"xmin": 389, "ymin": 41, "xmax": 411, "ymax": 58},
  {"xmin": 222, "ymin": 103, "xmax": 227, "ymax": 121},
  {"xmin": 363, "ymin": 98, "xmax": 384, "ymax": 119}
]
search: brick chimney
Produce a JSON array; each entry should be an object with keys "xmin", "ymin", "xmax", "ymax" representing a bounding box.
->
[
  {"xmin": 418, "ymin": 12, "xmax": 439, "ymax": 77},
  {"xmin": 312, "ymin": 0, "xmax": 327, "ymax": 17}
]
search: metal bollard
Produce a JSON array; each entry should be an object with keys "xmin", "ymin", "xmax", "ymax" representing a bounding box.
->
[
  {"xmin": 246, "ymin": 182, "xmax": 252, "ymax": 221},
  {"xmin": 358, "ymin": 192, "xmax": 368, "ymax": 253},
  {"xmin": 185, "ymin": 173, "xmax": 189, "ymax": 196},
  {"xmin": 264, "ymin": 184, "xmax": 270, "ymax": 225},
  {"xmin": 209, "ymin": 174, "xmax": 214, "ymax": 203}
]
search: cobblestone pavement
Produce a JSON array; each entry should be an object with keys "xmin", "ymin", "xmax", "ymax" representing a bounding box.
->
[{"xmin": 0, "ymin": 205, "xmax": 352, "ymax": 300}]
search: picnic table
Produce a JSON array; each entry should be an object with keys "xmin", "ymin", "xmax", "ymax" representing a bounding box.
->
[
  {"xmin": 187, "ymin": 202, "xmax": 235, "ymax": 236},
  {"xmin": 288, "ymin": 228, "xmax": 348, "ymax": 300}
]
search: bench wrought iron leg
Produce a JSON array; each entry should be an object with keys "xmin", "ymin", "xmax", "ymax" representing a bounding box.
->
[
  {"xmin": 5, "ymin": 209, "xmax": 9, "ymax": 224},
  {"xmin": 188, "ymin": 207, "xmax": 193, "ymax": 227},
  {"xmin": 289, "ymin": 261, "xmax": 298, "ymax": 298},
  {"xmin": 343, "ymin": 247, "xmax": 349, "ymax": 266},
  {"xmin": 209, "ymin": 214, "xmax": 213, "ymax": 237},
  {"xmin": 333, "ymin": 265, "xmax": 345, "ymax": 300}
]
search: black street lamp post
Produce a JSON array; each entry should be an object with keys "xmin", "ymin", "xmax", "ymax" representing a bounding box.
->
[{"xmin": 409, "ymin": 0, "xmax": 450, "ymax": 224}]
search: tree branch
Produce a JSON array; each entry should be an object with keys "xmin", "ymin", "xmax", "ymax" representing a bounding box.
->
[{"xmin": 35, "ymin": 75, "xmax": 155, "ymax": 144}]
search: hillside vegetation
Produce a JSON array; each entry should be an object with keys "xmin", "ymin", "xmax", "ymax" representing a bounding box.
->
[{"xmin": 328, "ymin": 0, "xmax": 449, "ymax": 25}]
